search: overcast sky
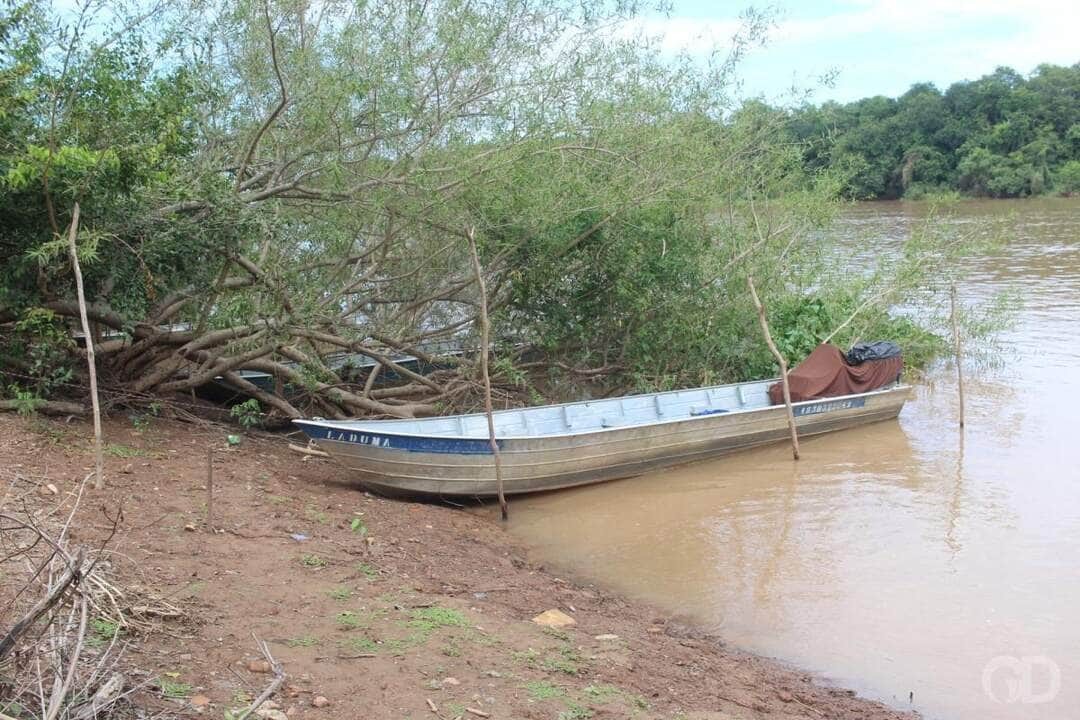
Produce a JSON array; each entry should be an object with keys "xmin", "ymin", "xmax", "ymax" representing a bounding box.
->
[{"xmin": 638, "ymin": 0, "xmax": 1079, "ymax": 104}]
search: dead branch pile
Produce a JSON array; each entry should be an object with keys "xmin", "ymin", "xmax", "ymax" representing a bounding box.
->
[{"xmin": 0, "ymin": 471, "xmax": 182, "ymax": 719}]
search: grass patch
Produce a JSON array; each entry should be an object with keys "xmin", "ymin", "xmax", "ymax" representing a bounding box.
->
[
  {"xmin": 579, "ymin": 684, "xmax": 649, "ymax": 712},
  {"xmin": 525, "ymin": 680, "xmax": 565, "ymax": 701},
  {"xmin": 408, "ymin": 606, "xmax": 469, "ymax": 632},
  {"xmin": 285, "ymin": 635, "xmax": 319, "ymax": 647},
  {"xmin": 349, "ymin": 517, "xmax": 368, "ymax": 535},
  {"xmin": 356, "ymin": 562, "xmax": 379, "ymax": 580},
  {"xmin": 558, "ymin": 703, "xmax": 594, "ymax": 720},
  {"xmin": 85, "ymin": 617, "xmax": 120, "ymax": 648},
  {"xmin": 513, "ymin": 648, "xmax": 542, "ymax": 669},
  {"xmin": 543, "ymin": 647, "xmax": 583, "ymax": 675},
  {"xmin": 582, "ymin": 684, "xmax": 621, "ymax": 701},
  {"xmin": 104, "ymin": 443, "xmax": 146, "ymax": 458},
  {"xmin": 326, "ymin": 586, "xmax": 351, "ymax": 601},
  {"xmin": 341, "ymin": 636, "xmax": 378, "ymax": 653},
  {"xmin": 446, "ymin": 703, "xmax": 466, "ymax": 718},
  {"xmin": 267, "ymin": 494, "xmax": 290, "ymax": 504},
  {"xmin": 544, "ymin": 656, "xmax": 579, "ymax": 675},
  {"xmin": 158, "ymin": 675, "xmax": 192, "ymax": 699},
  {"xmin": 300, "ymin": 553, "xmax": 328, "ymax": 568},
  {"xmin": 335, "ymin": 608, "xmax": 384, "ymax": 630},
  {"xmin": 541, "ymin": 626, "xmax": 571, "ymax": 642},
  {"xmin": 305, "ymin": 504, "xmax": 330, "ymax": 525},
  {"xmin": 441, "ymin": 640, "xmax": 462, "ymax": 657}
]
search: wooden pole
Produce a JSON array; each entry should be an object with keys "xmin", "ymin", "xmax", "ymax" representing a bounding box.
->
[
  {"xmin": 747, "ymin": 276, "xmax": 800, "ymax": 460},
  {"xmin": 206, "ymin": 445, "xmax": 215, "ymax": 531},
  {"xmin": 66, "ymin": 204, "xmax": 105, "ymax": 489},
  {"xmin": 950, "ymin": 284, "xmax": 965, "ymax": 428},
  {"xmin": 467, "ymin": 227, "xmax": 508, "ymax": 521}
]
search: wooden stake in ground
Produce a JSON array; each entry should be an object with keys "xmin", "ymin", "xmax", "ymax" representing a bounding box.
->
[
  {"xmin": 206, "ymin": 445, "xmax": 215, "ymax": 531},
  {"xmin": 950, "ymin": 284, "xmax": 965, "ymax": 428},
  {"xmin": 467, "ymin": 227, "xmax": 508, "ymax": 521},
  {"xmin": 66, "ymin": 204, "xmax": 104, "ymax": 489},
  {"xmin": 747, "ymin": 276, "xmax": 800, "ymax": 460}
]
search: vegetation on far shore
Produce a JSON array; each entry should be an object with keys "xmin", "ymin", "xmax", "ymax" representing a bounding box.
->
[
  {"xmin": 772, "ymin": 63, "xmax": 1080, "ymax": 200},
  {"xmin": 0, "ymin": 0, "xmax": 1012, "ymax": 424}
]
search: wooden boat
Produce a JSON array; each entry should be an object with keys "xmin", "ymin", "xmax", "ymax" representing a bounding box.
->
[{"xmin": 293, "ymin": 379, "xmax": 911, "ymax": 498}]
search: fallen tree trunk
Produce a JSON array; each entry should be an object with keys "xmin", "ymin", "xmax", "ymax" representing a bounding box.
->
[{"xmin": 0, "ymin": 399, "xmax": 86, "ymax": 416}]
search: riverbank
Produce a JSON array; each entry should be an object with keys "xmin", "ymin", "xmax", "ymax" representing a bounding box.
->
[{"xmin": 1, "ymin": 413, "xmax": 916, "ymax": 720}]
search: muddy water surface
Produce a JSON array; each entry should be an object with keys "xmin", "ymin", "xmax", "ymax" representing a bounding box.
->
[{"xmin": 499, "ymin": 199, "xmax": 1080, "ymax": 719}]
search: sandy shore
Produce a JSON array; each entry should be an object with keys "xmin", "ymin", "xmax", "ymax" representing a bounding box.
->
[{"xmin": 1, "ymin": 413, "xmax": 917, "ymax": 719}]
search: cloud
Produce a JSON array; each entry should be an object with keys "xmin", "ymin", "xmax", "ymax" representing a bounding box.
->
[
  {"xmin": 616, "ymin": 16, "xmax": 744, "ymax": 56},
  {"xmin": 626, "ymin": 0, "xmax": 1078, "ymax": 100}
]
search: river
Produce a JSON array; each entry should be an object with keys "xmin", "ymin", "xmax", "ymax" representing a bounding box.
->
[{"xmin": 497, "ymin": 198, "xmax": 1080, "ymax": 719}]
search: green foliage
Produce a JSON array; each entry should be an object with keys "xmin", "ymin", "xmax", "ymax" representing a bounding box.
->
[
  {"xmin": 349, "ymin": 517, "xmax": 367, "ymax": 535},
  {"xmin": 1056, "ymin": 160, "xmax": 1080, "ymax": 193},
  {"xmin": 785, "ymin": 63, "xmax": 1080, "ymax": 198},
  {"xmin": 4, "ymin": 384, "xmax": 41, "ymax": 416},
  {"xmin": 299, "ymin": 553, "xmax": 327, "ymax": 568},
  {"xmin": 0, "ymin": 0, "xmax": 996, "ymax": 414},
  {"xmin": 2, "ymin": 309, "xmax": 74, "ymax": 398},
  {"xmin": 229, "ymin": 399, "xmax": 261, "ymax": 429}
]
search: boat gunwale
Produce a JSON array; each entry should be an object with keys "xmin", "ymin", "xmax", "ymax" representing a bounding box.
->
[{"xmin": 294, "ymin": 382, "xmax": 910, "ymax": 443}]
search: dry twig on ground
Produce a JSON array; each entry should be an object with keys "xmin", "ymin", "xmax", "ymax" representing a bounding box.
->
[{"xmin": 0, "ymin": 473, "xmax": 180, "ymax": 719}]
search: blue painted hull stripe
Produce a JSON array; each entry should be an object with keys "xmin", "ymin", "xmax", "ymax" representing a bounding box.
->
[{"xmin": 300, "ymin": 424, "xmax": 498, "ymax": 454}]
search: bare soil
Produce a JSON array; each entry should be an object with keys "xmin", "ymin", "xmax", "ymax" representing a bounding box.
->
[{"xmin": 1, "ymin": 413, "xmax": 917, "ymax": 720}]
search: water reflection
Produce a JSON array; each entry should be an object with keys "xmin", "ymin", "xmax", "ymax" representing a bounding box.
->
[{"xmin": 496, "ymin": 199, "xmax": 1080, "ymax": 719}]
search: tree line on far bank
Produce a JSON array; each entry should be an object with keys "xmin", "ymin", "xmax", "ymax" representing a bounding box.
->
[{"xmin": 768, "ymin": 63, "xmax": 1080, "ymax": 200}]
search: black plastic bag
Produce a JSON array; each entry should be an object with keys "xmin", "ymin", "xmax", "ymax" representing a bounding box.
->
[{"xmin": 846, "ymin": 341, "xmax": 902, "ymax": 365}]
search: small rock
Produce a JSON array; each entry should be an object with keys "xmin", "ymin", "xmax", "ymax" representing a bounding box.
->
[
  {"xmin": 120, "ymin": 463, "xmax": 134, "ymax": 474},
  {"xmin": 254, "ymin": 707, "xmax": 287, "ymax": 720},
  {"xmin": 442, "ymin": 677, "xmax": 460, "ymax": 686},
  {"xmin": 285, "ymin": 684, "xmax": 303, "ymax": 697},
  {"xmin": 531, "ymin": 609, "xmax": 576, "ymax": 628},
  {"xmin": 285, "ymin": 707, "xmax": 299, "ymax": 717},
  {"xmin": 311, "ymin": 696, "xmax": 330, "ymax": 708},
  {"xmin": 246, "ymin": 659, "xmax": 272, "ymax": 673},
  {"xmin": 777, "ymin": 689, "xmax": 795, "ymax": 703},
  {"xmin": 38, "ymin": 483, "xmax": 59, "ymax": 496},
  {"xmin": 183, "ymin": 524, "xmax": 197, "ymax": 532},
  {"xmin": 190, "ymin": 694, "xmax": 211, "ymax": 707},
  {"xmin": 647, "ymin": 626, "xmax": 663, "ymax": 634},
  {"xmin": 483, "ymin": 670, "xmax": 502, "ymax": 678},
  {"xmin": 594, "ymin": 634, "xmax": 619, "ymax": 641}
]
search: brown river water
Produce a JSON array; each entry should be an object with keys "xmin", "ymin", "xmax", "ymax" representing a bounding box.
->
[{"xmin": 494, "ymin": 199, "xmax": 1080, "ymax": 719}]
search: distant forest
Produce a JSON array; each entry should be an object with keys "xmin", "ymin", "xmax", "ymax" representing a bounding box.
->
[{"xmin": 768, "ymin": 63, "xmax": 1080, "ymax": 199}]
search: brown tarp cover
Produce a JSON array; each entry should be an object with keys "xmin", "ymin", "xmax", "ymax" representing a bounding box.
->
[{"xmin": 768, "ymin": 343, "xmax": 903, "ymax": 404}]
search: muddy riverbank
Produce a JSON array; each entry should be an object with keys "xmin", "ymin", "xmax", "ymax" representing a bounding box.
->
[{"xmin": 1, "ymin": 413, "xmax": 915, "ymax": 720}]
